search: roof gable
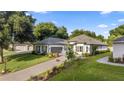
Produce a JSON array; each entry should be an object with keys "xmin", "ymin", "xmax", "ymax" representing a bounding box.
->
[
  {"xmin": 69, "ymin": 34, "xmax": 106, "ymax": 45},
  {"xmin": 36, "ymin": 37, "xmax": 67, "ymax": 45}
]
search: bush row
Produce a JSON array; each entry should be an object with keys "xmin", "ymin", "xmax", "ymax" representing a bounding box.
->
[{"xmin": 29, "ymin": 61, "xmax": 73, "ymax": 81}]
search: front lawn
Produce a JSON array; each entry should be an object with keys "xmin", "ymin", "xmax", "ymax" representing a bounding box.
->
[
  {"xmin": 0, "ymin": 53, "xmax": 52, "ymax": 73},
  {"xmin": 50, "ymin": 52, "xmax": 124, "ymax": 81}
]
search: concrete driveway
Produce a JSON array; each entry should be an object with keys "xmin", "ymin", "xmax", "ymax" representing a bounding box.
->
[{"xmin": 0, "ymin": 56, "xmax": 66, "ymax": 81}]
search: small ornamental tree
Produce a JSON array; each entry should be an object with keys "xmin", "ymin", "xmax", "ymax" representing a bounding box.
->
[
  {"xmin": 92, "ymin": 45, "xmax": 98, "ymax": 55},
  {"xmin": 66, "ymin": 46, "xmax": 75, "ymax": 61}
]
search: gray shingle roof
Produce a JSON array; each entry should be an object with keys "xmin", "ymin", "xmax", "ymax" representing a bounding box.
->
[
  {"xmin": 113, "ymin": 36, "xmax": 124, "ymax": 44},
  {"xmin": 69, "ymin": 34, "xmax": 106, "ymax": 45},
  {"xmin": 36, "ymin": 37, "xmax": 67, "ymax": 45}
]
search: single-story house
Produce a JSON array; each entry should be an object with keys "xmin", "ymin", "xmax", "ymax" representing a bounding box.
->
[
  {"xmin": 113, "ymin": 36, "xmax": 124, "ymax": 59},
  {"xmin": 34, "ymin": 37, "xmax": 68, "ymax": 55},
  {"xmin": 9, "ymin": 42, "xmax": 33, "ymax": 52},
  {"xmin": 69, "ymin": 35, "xmax": 108, "ymax": 55},
  {"xmin": 34, "ymin": 35, "xmax": 108, "ymax": 56}
]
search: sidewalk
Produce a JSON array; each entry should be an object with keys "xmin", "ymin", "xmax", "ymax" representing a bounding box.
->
[
  {"xmin": 0, "ymin": 56, "xmax": 66, "ymax": 81},
  {"xmin": 97, "ymin": 56, "xmax": 124, "ymax": 67}
]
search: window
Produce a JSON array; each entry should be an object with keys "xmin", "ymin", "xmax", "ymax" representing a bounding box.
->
[
  {"xmin": 86, "ymin": 46, "xmax": 89, "ymax": 53},
  {"xmin": 76, "ymin": 46, "xmax": 83, "ymax": 52}
]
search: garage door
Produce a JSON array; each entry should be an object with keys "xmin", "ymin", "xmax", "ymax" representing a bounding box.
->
[{"xmin": 51, "ymin": 47, "xmax": 63, "ymax": 53}]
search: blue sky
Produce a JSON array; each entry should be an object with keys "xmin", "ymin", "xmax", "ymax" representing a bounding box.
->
[{"xmin": 27, "ymin": 11, "xmax": 124, "ymax": 38}]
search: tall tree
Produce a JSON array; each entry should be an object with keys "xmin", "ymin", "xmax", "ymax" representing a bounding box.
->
[
  {"xmin": 108, "ymin": 24, "xmax": 124, "ymax": 46},
  {"xmin": 33, "ymin": 22, "xmax": 58, "ymax": 40},
  {"xmin": 97, "ymin": 35, "xmax": 105, "ymax": 42},
  {"xmin": 0, "ymin": 12, "xmax": 11, "ymax": 63},
  {"xmin": 55, "ymin": 26, "xmax": 68, "ymax": 39},
  {"xmin": 8, "ymin": 11, "xmax": 36, "ymax": 50}
]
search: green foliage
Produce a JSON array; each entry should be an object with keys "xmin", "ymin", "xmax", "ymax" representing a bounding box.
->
[
  {"xmin": 108, "ymin": 53, "xmax": 114, "ymax": 62},
  {"xmin": 95, "ymin": 50, "xmax": 110, "ymax": 55},
  {"xmin": 92, "ymin": 45, "xmax": 98, "ymax": 55},
  {"xmin": 33, "ymin": 22, "xmax": 58, "ymax": 40},
  {"xmin": 55, "ymin": 26, "xmax": 68, "ymax": 39},
  {"xmin": 8, "ymin": 11, "xmax": 36, "ymax": 43},
  {"xmin": 33, "ymin": 22, "xmax": 68, "ymax": 40},
  {"xmin": 108, "ymin": 24, "xmax": 124, "ymax": 46},
  {"xmin": 82, "ymin": 53, "xmax": 91, "ymax": 57},
  {"xmin": 49, "ymin": 52, "xmax": 124, "ymax": 81},
  {"xmin": 0, "ymin": 53, "xmax": 52, "ymax": 73},
  {"xmin": 66, "ymin": 46, "xmax": 75, "ymax": 61}
]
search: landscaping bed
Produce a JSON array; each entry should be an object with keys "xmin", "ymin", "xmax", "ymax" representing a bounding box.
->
[{"xmin": 48, "ymin": 52, "xmax": 124, "ymax": 81}]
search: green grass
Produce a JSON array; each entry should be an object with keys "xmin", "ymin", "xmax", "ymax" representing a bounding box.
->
[
  {"xmin": 50, "ymin": 52, "xmax": 124, "ymax": 81},
  {"xmin": 0, "ymin": 53, "xmax": 52, "ymax": 72},
  {"xmin": 3, "ymin": 50, "xmax": 14, "ymax": 56}
]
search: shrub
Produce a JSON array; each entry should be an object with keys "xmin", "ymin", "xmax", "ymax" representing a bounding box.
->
[
  {"xmin": 47, "ymin": 53, "xmax": 54, "ymax": 58},
  {"xmin": 108, "ymin": 53, "xmax": 114, "ymax": 62},
  {"xmin": 66, "ymin": 46, "xmax": 75, "ymax": 61},
  {"xmin": 114, "ymin": 58, "xmax": 122, "ymax": 63},
  {"xmin": 95, "ymin": 50, "xmax": 109, "ymax": 55},
  {"xmin": 82, "ymin": 53, "xmax": 90, "ymax": 57},
  {"xmin": 32, "ymin": 51, "xmax": 35, "ymax": 54}
]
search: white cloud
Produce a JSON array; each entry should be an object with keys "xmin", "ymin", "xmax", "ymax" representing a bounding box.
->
[
  {"xmin": 100, "ymin": 11, "xmax": 113, "ymax": 15},
  {"xmin": 33, "ymin": 11, "xmax": 49, "ymax": 14},
  {"xmin": 25, "ymin": 12, "xmax": 31, "ymax": 16},
  {"xmin": 111, "ymin": 23, "xmax": 116, "ymax": 26},
  {"xmin": 118, "ymin": 19, "xmax": 124, "ymax": 22},
  {"xmin": 97, "ymin": 24, "xmax": 108, "ymax": 28},
  {"xmin": 52, "ymin": 20, "xmax": 57, "ymax": 24}
]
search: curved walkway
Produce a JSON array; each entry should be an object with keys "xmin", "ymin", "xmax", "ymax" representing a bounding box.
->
[
  {"xmin": 0, "ymin": 56, "xmax": 66, "ymax": 81},
  {"xmin": 97, "ymin": 56, "xmax": 124, "ymax": 67}
]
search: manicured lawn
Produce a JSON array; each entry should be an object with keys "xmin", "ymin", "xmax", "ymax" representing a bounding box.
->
[
  {"xmin": 50, "ymin": 52, "xmax": 124, "ymax": 81},
  {"xmin": 3, "ymin": 50, "xmax": 14, "ymax": 56},
  {"xmin": 0, "ymin": 53, "xmax": 52, "ymax": 73}
]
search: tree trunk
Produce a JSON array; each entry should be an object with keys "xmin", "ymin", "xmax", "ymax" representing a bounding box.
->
[
  {"xmin": 11, "ymin": 42, "xmax": 15, "ymax": 51},
  {"xmin": 0, "ymin": 46, "xmax": 4, "ymax": 63}
]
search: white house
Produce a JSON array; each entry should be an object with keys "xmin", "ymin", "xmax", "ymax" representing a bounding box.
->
[
  {"xmin": 69, "ymin": 35, "xmax": 108, "ymax": 55},
  {"xmin": 34, "ymin": 35, "xmax": 108, "ymax": 56},
  {"xmin": 113, "ymin": 36, "xmax": 124, "ymax": 59},
  {"xmin": 34, "ymin": 37, "xmax": 67, "ymax": 55},
  {"xmin": 9, "ymin": 42, "xmax": 33, "ymax": 52}
]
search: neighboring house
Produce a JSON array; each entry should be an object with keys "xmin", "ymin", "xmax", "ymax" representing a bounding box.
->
[
  {"xmin": 9, "ymin": 42, "xmax": 33, "ymax": 52},
  {"xmin": 69, "ymin": 35, "xmax": 108, "ymax": 55},
  {"xmin": 113, "ymin": 36, "xmax": 124, "ymax": 59},
  {"xmin": 34, "ymin": 37, "xmax": 68, "ymax": 55}
]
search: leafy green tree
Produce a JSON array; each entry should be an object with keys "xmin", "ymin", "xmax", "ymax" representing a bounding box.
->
[
  {"xmin": 108, "ymin": 24, "xmax": 124, "ymax": 46},
  {"xmin": 66, "ymin": 46, "xmax": 75, "ymax": 61},
  {"xmin": 0, "ymin": 25, "xmax": 10, "ymax": 63},
  {"xmin": 55, "ymin": 26, "xmax": 68, "ymax": 39},
  {"xmin": 33, "ymin": 22, "xmax": 58, "ymax": 40},
  {"xmin": 97, "ymin": 35, "xmax": 105, "ymax": 42},
  {"xmin": 8, "ymin": 11, "xmax": 36, "ymax": 50}
]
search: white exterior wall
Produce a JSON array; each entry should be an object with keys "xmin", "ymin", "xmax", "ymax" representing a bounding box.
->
[
  {"xmin": 73, "ymin": 43, "xmax": 91, "ymax": 55},
  {"xmin": 113, "ymin": 44, "xmax": 124, "ymax": 58},
  {"xmin": 35, "ymin": 44, "xmax": 66, "ymax": 55},
  {"xmin": 14, "ymin": 44, "xmax": 33, "ymax": 52},
  {"xmin": 97, "ymin": 45, "xmax": 108, "ymax": 51}
]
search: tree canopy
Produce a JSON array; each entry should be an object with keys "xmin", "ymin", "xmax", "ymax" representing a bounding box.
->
[
  {"xmin": 33, "ymin": 22, "xmax": 68, "ymax": 40},
  {"xmin": 108, "ymin": 24, "xmax": 124, "ymax": 46}
]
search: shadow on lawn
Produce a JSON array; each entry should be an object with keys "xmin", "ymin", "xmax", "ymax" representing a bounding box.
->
[{"xmin": 8, "ymin": 53, "xmax": 43, "ymax": 62}]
